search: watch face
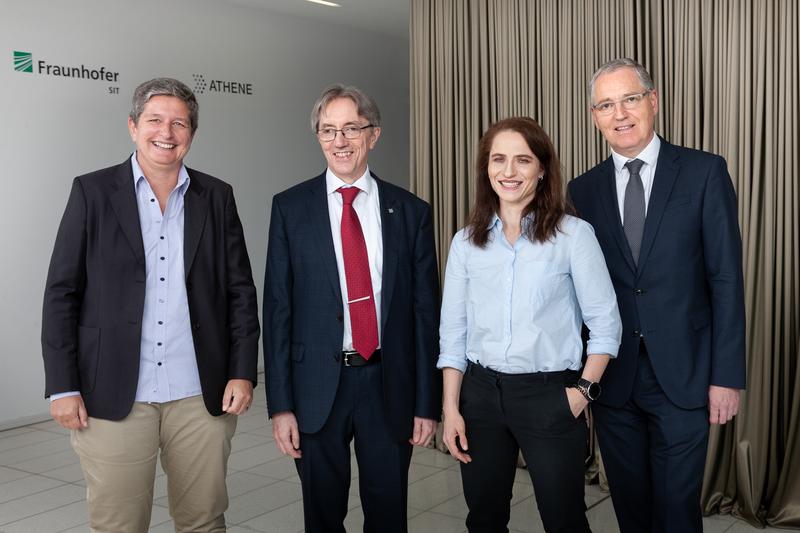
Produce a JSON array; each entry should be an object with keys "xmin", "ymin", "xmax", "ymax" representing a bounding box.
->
[{"xmin": 587, "ymin": 382, "xmax": 601, "ymax": 400}]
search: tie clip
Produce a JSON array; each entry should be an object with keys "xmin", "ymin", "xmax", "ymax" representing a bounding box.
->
[{"xmin": 347, "ymin": 295, "xmax": 371, "ymax": 304}]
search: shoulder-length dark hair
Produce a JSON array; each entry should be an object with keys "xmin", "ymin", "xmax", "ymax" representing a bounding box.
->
[{"xmin": 466, "ymin": 116, "xmax": 571, "ymax": 247}]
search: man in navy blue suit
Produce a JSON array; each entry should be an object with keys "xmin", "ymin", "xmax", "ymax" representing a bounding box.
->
[
  {"xmin": 568, "ymin": 59, "xmax": 746, "ymax": 533},
  {"xmin": 263, "ymin": 84, "xmax": 441, "ymax": 532}
]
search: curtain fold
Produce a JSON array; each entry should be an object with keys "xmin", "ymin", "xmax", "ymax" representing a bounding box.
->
[{"xmin": 410, "ymin": 0, "xmax": 799, "ymax": 527}]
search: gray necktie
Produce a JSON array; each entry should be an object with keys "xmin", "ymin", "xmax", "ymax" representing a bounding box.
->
[{"xmin": 623, "ymin": 159, "xmax": 646, "ymax": 264}]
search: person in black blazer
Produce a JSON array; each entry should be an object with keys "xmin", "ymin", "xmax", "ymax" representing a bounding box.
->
[
  {"xmin": 264, "ymin": 84, "xmax": 441, "ymax": 533},
  {"xmin": 42, "ymin": 78, "xmax": 259, "ymax": 532},
  {"xmin": 568, "ymin": 59, "xmax": 746, "ymax": 533}
]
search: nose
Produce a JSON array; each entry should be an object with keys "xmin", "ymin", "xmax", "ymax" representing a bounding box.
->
[
  {"xmin": 159, "ymin": 121, "xmax": 174, "ymax": 138},
  {"xmin": 502, "ymin": 160, "xmax": 516, "ymax": 177},
  {"xmin": 612, "ymin": 101, "xmax": 628, "ymax": 120},
  {"xmin": 333, "ymin": 130, "xmax": 348, "ymax": 146}
]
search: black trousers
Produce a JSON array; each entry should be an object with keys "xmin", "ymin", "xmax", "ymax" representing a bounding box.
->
[
  {"xmin": 459, "ymin": 362, "xmax": 591, "ymax": 533},
  {"xmin": 295, "ymin": 362, "xmax": 413, "ymax": 533},
  {"xmin": 593, "ymin": 347, "xmax": 709, "ymax": 533}
]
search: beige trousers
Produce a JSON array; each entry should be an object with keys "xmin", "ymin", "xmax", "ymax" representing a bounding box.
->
[{"xmin": 71, "ymin": 395, "xmax": 237, "ymax": 533}]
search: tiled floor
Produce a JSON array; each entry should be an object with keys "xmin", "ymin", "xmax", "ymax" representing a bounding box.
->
[{"xmin": 0, "ymin": 376, "xmax": 787, "ymax": 532}]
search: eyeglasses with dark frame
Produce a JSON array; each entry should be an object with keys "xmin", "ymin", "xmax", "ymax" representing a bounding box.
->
[
  {"xmin": 316, "ymin": 124, "xmax": 374, "ymax": 142},
  {"xmin": 591, "ymin": 91, "xmax": 652, "ymax": 115}
]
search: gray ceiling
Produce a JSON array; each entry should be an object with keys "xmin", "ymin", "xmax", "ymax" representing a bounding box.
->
[{"xmin": 223, "ymin": 0, "xmax": 410, "ymax": 40}]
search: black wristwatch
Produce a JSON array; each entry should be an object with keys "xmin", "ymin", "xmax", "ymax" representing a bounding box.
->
[{"xmin": 571, "ymin": 378, "xmax": 601, "ymax": 402}]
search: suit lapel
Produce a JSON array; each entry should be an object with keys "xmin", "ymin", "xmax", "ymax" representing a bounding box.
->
[
  {"xmin": 638, "ymin": 139, "xmax": 679, "ymax": 271},
  {"xmin": 308, "ymin": 174, "xmax": 343, "ymax": 302},
  {"xmin": 596, "ymin": 157, "xmax": 637, "ymax": 273},
  {"xmin": 109, "ymin": 160, "xmax": 145, "ymax": 265},
  {"xmin": 183, "ymin": 169, "xmax": 209, "ymax": 278},
  {"xmin": 374, "ymin": 174, "xmax": 399, "ymax": 331}
]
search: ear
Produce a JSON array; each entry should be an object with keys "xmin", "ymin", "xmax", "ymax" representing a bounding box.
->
[
  {"xmin": 649, "ymin": 90, "xmax": 659, "ymax": 116},
  {"xmin": 127, "ymin": 117, "xmax": 138, "ymax": 142},
  {"xmin": 368, "ymin": 126, "xmax": 381, "ymax": 149},
  {"xmin": 590, "ymin": 109, "xmax": 601, "ymax": 130}
]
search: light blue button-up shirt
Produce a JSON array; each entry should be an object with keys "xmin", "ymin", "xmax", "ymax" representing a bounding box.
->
[
  {"xmin": 51, "ymin": 154, "xmax": 204, "ymax": 403},
  {"xmin": 131, "ymin": 153, "xmax": 203, "ymax": 402},
  {"xmin": 437, "ymin": 214, "xmax": 622, "ymax": 374}
]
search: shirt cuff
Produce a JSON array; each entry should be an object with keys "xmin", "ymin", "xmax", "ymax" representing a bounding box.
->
[
  {"xmin": 436, "ymin": 354, "xmax": 468, "ymax": 373},
  {"xmin": 50, "ymin": 391, "xmax": 81, "ymax": 401},
  {"xmin": 586, "ymin": 340, "xmax": 620, "ymax": 358}
]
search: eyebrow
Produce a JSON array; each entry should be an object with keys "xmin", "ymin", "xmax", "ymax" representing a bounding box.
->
[
  {"xmin": 595, "ymin": 90, "xmax": 646, "ymax": 102},
  {"xmin": 319, "ymin": 121, "xmax": 361, "ymax": 128},
  {"xmin": 490, "ymin": 152, "xmax": 533, "ymax": 158},
  {"xmin": 143, "ymin": 112, "xmax": 189, "ymax": 121}
]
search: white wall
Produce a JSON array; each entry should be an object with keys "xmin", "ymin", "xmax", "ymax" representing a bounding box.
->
[{"xmin": 0, "ymin": 0, "xmax": 409, "ymax": 428}]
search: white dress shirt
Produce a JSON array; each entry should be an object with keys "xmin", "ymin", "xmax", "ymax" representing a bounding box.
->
[
  {"xmin": 326, "ymin": 168, "xmax": 383, "ymax": 350},
  {"xmin": 612, "ymin": 134, "xmax": 661, "ymax": 222}
]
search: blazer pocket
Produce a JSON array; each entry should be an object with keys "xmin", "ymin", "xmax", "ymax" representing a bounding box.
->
[
  {"xmin": 666, "ymin": 194, "xmax": 691, "ymax": 209},
  {"xmin": 291, "ymin": 343, "xmax": 305, "ymax": 362},
  {"xmin": 77, "ymin": 326, "xmax": 100, "ymax": 393}
]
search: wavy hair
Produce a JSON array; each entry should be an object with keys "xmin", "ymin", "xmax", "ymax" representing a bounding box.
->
[{"xmin": 466, "ymin": 117, "xmax": 571, "ymax": 247}]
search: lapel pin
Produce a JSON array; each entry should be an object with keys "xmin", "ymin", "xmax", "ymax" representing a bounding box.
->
[{"xmin": 388, "ymin": 208, "xmax": 394, "ymax": 214}]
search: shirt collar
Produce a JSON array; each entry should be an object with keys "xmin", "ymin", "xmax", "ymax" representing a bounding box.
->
[
  {"xmin": 326, "ymin": 166, "xmax": 374, "ymax": 196},
  {"xmin": 130, "ymin": 152, "xmax": 191, "ymax": 194},
  {"xmin": 488, "ymin": 212, "xmax": 535, "ymax": 232},
  {"xmin": 610, "ymin": 133, "xmax": 661, "ymax": 172}
]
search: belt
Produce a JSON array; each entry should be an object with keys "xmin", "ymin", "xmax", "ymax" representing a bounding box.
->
[
  {"xmin": 466, "ymin": 360, "xmax": 577, "ymax": 384},
  {"xmin": 343, "ymin": 349, "xmax": 381, "ymax": 367}
]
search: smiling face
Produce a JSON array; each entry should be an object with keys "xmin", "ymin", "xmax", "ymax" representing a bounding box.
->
[
  {"xmin": 487, "ymin": 130, "xmax": 543, "ymax": 211},
  {"xmin": 127, "ymin": 95, "xmax": 194, "ymax": 177},
  {"xmin": 317, "ymin": 97, "xmax": 380, "ymax": 184},
  {"xmin": 591, "ymin": 67, "xmax": 658, "ymax": 158}
]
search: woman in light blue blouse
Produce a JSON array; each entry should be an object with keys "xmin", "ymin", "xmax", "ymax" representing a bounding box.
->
[{"xmin": 438, "ymin": 117, "xmax": 622, "ymax": 533}]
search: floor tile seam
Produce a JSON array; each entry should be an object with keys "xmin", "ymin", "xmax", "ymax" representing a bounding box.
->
[
  {"xmin": 225, "ymin": 473, "xmax": 291, "ymax": 499},
  {"xmin": 406, "ymin": 505, "xmax": 427, "ymax": 518},
  {"xmin": 229, "ymin": 461, "xmax": 295, "ymax": 480},
  {"xmin": 31, "ymin": 468, "xmax": 84, "ymax": 484},
  {"xmin": 419, "ymin": 494, "xmax": 467, "ymax": 518},
  {"xmin": 0, "ymin": 434, "xmax": 67, "ymax": 454},
  {"xmin": 0, "ymin": 494, "xmax": 84, "ymax": 527},
  {"xmin": 0, "ymin": 448, "xmax": 75, "ymax": 468},
  {"xmin": 57, "ymin": 520, "xmax": 90, "ymax": 532},
  {"xmin": 410, "ymin": 508, "xmax": 471, "ymax": 524},
  {"xmin": 226, "ymin": 457, "xmax": 283, "ymax": 473},
  {"xmin": 408, "ymin": 466, "xmax": 450, "ymax": 485},
  {"xmin": 229, "ymin": 439, "xmax": 274, "ymax": 454},
  {"xmin": 585, "ymin": 492, "xmax": 611, "ymax": 510},
  {"xmin": 0, "ymin": 427, "xmax": 35, "ymax": 434},
  {"xmin": 0, "ymin": 465, "xmax": 37, "ymax": 480},
  {"xmin": 227, "ymin": 496, "xmax": 305, "ymax": 527},
  {"xmin": 228, "ymin": 522, "xmax": 269, "ymax": 533},
  {"xmin": 0, "ymin": 480, "xmax": 74, "ymax": 505},
  {"xmin": 0, "ymin": 479, "xmax": 73, "ymax": 512}
]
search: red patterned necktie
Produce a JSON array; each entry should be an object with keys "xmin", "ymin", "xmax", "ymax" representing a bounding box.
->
[{"xmin": 338, "ymin": 187, "xmax": 378, "ymax": 359}]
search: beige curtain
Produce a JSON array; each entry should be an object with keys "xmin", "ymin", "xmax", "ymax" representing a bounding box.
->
[{"xmin": 410, "ymin": 0, "xmax": 799, "ymax": 527}]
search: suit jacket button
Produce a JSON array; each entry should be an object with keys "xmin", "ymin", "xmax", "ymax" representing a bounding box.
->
[
  {"xmin": 632, "ymin": 329, "xmax": 641, "ymax": 337},
  {"xmin": 634, "ymin": 288, "xmax": 643, "ymax": 294},
  {"xmin": 193, "ymin": 323, "xmax": 200, "ymax": 330},
  {"xmin": 333, "ymin": 353, "xmax": 340, "ymax": 362},
  {"xmin": 336, "ymin": 314, "xmax": 343, "ymax": 322}
]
